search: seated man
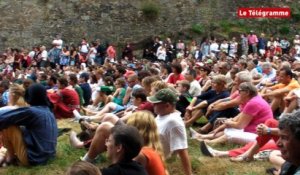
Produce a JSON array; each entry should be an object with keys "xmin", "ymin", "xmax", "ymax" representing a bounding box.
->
[
  {"xmin": 261, "ymin": 67, "xmax": 300, "ymax": 113},
  {"xmin": 199, "ymin": 72, "xmax": 251, "ymax": 133},
  {"xmin": 273, "ymin": 111, "xmax": 300, "ymax": 174},
  {"xmin": 100, "ymin": 125, "xmax": 147, "ymax": 175},
  {"xmin": 253, "ymin": 62, "xmax": 276, "ymax": 89},
  {"xmin": 185, "ymin": 75, "xmax": 229, "ymax": 126},
  {"xmin": 0, "ymin": 84, "xmax": 57, "ymax": 166}
]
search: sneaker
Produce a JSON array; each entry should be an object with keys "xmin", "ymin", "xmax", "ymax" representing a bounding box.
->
[
  {"xmin": 73, "ymin": 110, "xmax": 83, "ymax": 121},
  {"xmin": 189, "ymin": 127, "xmax": 199, "ymax": 139}
]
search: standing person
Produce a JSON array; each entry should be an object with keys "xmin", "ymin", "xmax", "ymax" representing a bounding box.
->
[
  {"xmin": 247, "ymin": 30, "xmax": 258, "ymax": 54},
  {"xmin": 39, "ymin": 46, "xmax": 48, "ymax": 68},
  {"xmin": 122, "ymin": 42, "xmax": 134, "ymax": 62},
  {"xmin": 280, "ymin": 37, "xmax": 290, "ymax": 55},
  {"xmin": 147, "ymin": 88, "xmax": 192, "ymax": 175},
  {"xmin": 79, "ymin": 38, "xmax": 89, "ymax": 59},
  {"xmin": 228, "ymin": 37, "xmax": 238, "ymax": 58},
  {"xmin": 59, "ymin": 46, "xmax": 70, "ymax": 68},
  {"xmin": 258, "ymin": 33, "xmax": 267, "ymax": 56},
  {"xmin": 241, "ymin": 33, "xmax": 249, "ymax": 56},
  {"xmin": 106, "ymin": 43, "xmax": 116, "ymax": 63},
  {"xmin": 95, "ymin": 39, "xmax": 106, "ymax": 65},
  {"xmin": 69, "ymin": 45, "xmax": 78, "ymax": 67},
  {"xmin": 0, "ymin": 84, "xmax": 57, "ymax": 166},
  {"xmin": 87, "ymin": 42, "xmax": 97, "ymax": 66},
  {"xmin": 52, "ymin": 34, "xmax": 63, "ymax": 66}
]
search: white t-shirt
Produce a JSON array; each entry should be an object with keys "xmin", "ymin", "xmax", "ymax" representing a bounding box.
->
[
  {"xmin": 155, "ymin": 111, "xmax": 188, "ymax": 158},
  {"xmin": 189, "ymin": 80, "xmax": 202, "ymax": 97},
  {"xmin": 52, "ymin": 39, "xmax": 63, "ymax": 49},
  {"xmin": 41, "ymin": 50, "xmax": 48, "ymax": 61},
  {"xmin": 80, "ymin": 44, "xmax": 89, "ymax": 53},
  {"xmin": 89, "ymin": 47, "xmax": 97, "ymax": 59}
]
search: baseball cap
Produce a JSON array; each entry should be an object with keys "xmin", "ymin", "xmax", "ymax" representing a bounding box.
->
[
  {"xmin": 97, "ymin": 86, "xmax": 114, "ymax": 93},
  {"xmin": 147, "ymin": 88, "xmax": 178, "ymax": 104}
]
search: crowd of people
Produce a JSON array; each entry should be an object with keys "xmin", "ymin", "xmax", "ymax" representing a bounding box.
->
[{"xmin": 0, "ymin": 31, "xmax": 300, "ymax": 175}]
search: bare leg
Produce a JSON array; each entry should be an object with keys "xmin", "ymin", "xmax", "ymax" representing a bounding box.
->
[
  {"xmin": 83, "ymin": 122, "xmax": 114, "ymax": 162},
  {"xmin": 198, "ymin": 122, "xmax": 213, "ymax": 134},
  {"xmin": 283, "ymin": 98, "xmax": 298, "ymax": 114},
  {"xmin": 69, "ymin": 131, "xmax": 85, "ymax": 149},
  {"xmin": 270, "ymin": 96, "xmax": 283, "ymax": 113},
  {"xmin": 185, "ymin": 109, "xmax": 203, "ymax": 127},
  {"xmin": 93, "ymin": 102, "xmax": 117, "ymax": 117},
  {"xmin": 205, "ymin": 134, "xmax": 227, "ymax": 145},
  {"xmin": 269, "ymin": 150, "xmax": 284, "ymax": 172}
]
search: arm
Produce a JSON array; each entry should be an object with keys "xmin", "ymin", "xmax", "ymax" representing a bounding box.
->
[
  {"xmin": 193, "ymin": 100, "xmax": 208, "ymax": 110},
  {"xmin": 224, "ymin": 112, "xmax": 252, "ymax": 129},
  {"xmin": 0, "ymin": 107, "xmax": 33, "ymax": 130},
  {"xmin": 112, "ymin": 88, "xmax": 121, "ymax": 98},
  {"xmin": 176, "ymin": 149, "xmax": 192, "ymax": 175},
  {"xmin": 263, "ymin": 87, "xmax": 290, "ymax": 98},
  {"xmin": 256, "ymin": 123, "xmax": 279, "ymax": 136},
  {"xmin": 213, "ymin": 97, "xmax": 240, "ymax": 111},
  {"xmin": 122, "ymin": 87, "xmax": 132, "ymax": 105},
  {"xmin": 201, "ymin": 79, "xmax": 211, "ymax": 92}
]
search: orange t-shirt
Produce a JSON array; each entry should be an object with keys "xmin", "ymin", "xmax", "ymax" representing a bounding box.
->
[
  {"xmin": 141, "ymin": 147, "xmax": 166, "ymax": 175},
  {"xmin": 271, "ymin": 79, "xmax": 300, "ymax": 91}
]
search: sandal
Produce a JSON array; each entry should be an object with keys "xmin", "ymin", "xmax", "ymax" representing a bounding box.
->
[{"xmin": 230, "ymin": 155, "xmax": 253, "ymax": 162}]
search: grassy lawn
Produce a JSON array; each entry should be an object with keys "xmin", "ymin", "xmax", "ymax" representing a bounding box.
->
[{"xmin": 0, "ymin": 120, "xmax": 272, "ymax": 175}]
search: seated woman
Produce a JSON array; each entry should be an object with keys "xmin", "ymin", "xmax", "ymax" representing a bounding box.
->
[
  {"xmin": 0, "ymin": 83, "xmax": 28, "ymax": 164},
  {"xmin": 109, "ymin": 78, "xmax": 126, "ymax": 106},
  {"xmin": 0, "ymin": 84, "xmax": 57, "ymax": 166},
  {"xmin": 185, "ymin": 75, "xmax": 229, "ymax": 126},
  {"xmin": 200, "ymin": 118, "xmax": 279, "ymax": 161},
  {"xmin": 191, "ymin": 82, "xmax": 273, "ymax": 145},
  {"xmin": 76, "ymin": 111, "xmax": 168, "ymax": 175},
  {"xmin": 48, "ymin": 77, "xmax": 80, "ymax": 119}
]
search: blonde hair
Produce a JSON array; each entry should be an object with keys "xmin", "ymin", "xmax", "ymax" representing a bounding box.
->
[
  {"xmin": 9, "ymin": 83, "xmax": 27, "ymax": 107},
  {"xmin": 150, "ymin": 80, "xmax": 168, "ymax": 92},
  {"xmin": 126, "ymin": 111, "xmax": 167, "ymax": 170},
  {"xmin": 212, "ymin": 74, "xmax": 227, "ymax": 85}
]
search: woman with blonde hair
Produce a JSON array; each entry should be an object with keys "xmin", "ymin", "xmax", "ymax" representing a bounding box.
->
[
  {"xmin": 0, "ymin": 83, "xmax": 28, "ymax": 165},
  {"xmin": 127, "ymin": 111, "xmax": 168, "ymax": 175},
  {"xmin": 6, "ymin": 83, "xmax": 27, "ymax": 109}
]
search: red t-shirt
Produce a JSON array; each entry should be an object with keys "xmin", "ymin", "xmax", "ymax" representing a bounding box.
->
[{"xmin": 167, "ymin": 73, "xmax": 185, "ymax": 84}]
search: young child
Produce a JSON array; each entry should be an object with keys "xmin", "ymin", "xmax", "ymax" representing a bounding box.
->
[
  {"xmin": 109, "ymin": 78, "xmax": 126, "ymax": 106},
  {"xmin": 176, "ymin": 80, "xmax": 193, "ymax": 117}
]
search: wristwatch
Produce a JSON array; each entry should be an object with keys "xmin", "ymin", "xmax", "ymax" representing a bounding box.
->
[{"xmin": 267, "ymin": 128, "xmax": 271, "ymax": 135}]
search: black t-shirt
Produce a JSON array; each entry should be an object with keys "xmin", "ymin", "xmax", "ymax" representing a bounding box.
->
[
  {"xmin": 101, "ymin": 160, "xmax": 147, "ymax": 175},
  {"xmin": 176, "ymin": 92, "xmax": 193, "ymax": 117},
  {"xmin": 280, "ymin": 161, "xmax": 300, "ymax": 175}
]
